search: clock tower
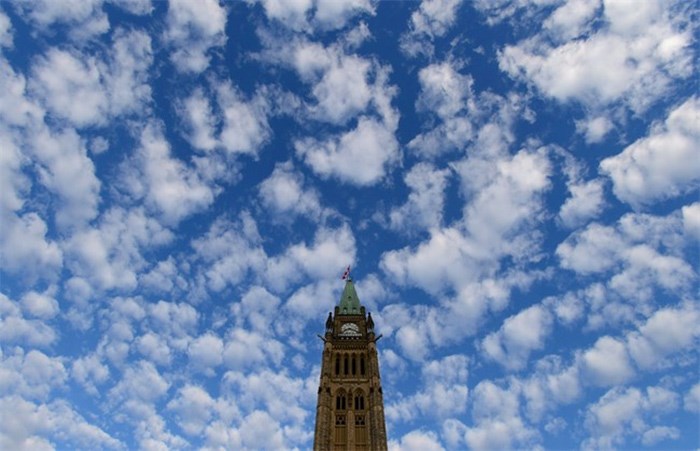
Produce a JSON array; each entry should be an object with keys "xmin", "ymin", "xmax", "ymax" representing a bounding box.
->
[{"xmin": 313, "ymin": 278, "xmax": 388, "ymax": 451}]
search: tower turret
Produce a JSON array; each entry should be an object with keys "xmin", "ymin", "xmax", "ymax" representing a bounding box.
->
[{"xmin": 313, "ymin": 278, "xmax": 388, "ymax": 451}]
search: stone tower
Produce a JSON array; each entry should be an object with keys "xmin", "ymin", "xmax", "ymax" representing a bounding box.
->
[{"xmin": 313, "ymin": 278, "xmax": 388, "ymax": 451}]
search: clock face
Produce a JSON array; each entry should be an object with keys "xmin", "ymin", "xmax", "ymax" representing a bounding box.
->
[{"xmin": 339, "ymin": 322, "xmax": 361, "ymax": 336}]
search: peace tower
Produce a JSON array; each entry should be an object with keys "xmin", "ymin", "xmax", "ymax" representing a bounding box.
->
[{"xmin": 313, "ymin": 277, "xmax": 388, "ymax": 451}]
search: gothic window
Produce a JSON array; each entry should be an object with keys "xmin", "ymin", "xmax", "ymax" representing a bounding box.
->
[
  {"xmin": 335, "ymin": 354, "xmax": 340, "ymax": 375},
  {"xmin": 360, "ymin": 355, "xmax": 365, "ymax": 375},
  {"xmin": 335, "ymin": 415, "xmax": 346, "ymax": 425},
  {"xmin": 355, "ymin": 394, "xmax": 365, "ymax": 410},
  {"xmin": 336, "ymin": 393, "xmax": 346, "ymax": 410},
  {"xmin": 355, "ymin": 391, "xmax": 365, "ymax": 410}
]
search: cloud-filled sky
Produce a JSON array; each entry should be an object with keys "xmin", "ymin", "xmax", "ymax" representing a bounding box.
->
[{"xmin": 0, "ymin": 0, "xmax": 698, "ymax": 449}]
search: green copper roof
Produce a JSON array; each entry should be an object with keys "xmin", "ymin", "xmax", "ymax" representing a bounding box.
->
[{"xmin": 338, "ymin": 279, "xmax": 362, "ymax": 315}]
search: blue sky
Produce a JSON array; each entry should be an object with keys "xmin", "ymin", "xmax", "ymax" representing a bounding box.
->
[{"xmin": 0, "ymin": 0, "xmax": 698, "ymax": 449}]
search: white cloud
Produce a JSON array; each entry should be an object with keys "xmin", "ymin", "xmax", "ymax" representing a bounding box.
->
[
  {"xmin": 543, "ymin": 0, "xmax": 600, "ymax": 41},
  {"xmin": 223, "ymin": 328, "xmax": 284, "ymax": 370},
  {"xmin": 626, "ymin": 303, "xmax": 700, "ymax": 370},
  {"xmin": 31, "ymin": 49, "xmax": 107, "ymax": 127},
  {"xmin": 583, "ymin": 386, "xmax": 643, "ymax": 449},
  {"xmin": 583, "ymin": 385, "xmax": 681, "ymax": 450},
  {"xmin": 258, "ymin": 161, "xmax": 324, "ymax": 220},
  {"xmin": 231, "ymin": 286, "xmax": 281, "ymax": 333},
  {"xmin": 462, "ymin": 149, "xmax": 550, "ymax": 255},
  {"xmin": 192, "ymin": 213, "xmax": 266, "ymax": 292},
  {"xmin": 285, "ymin": 224, "xmax": 356, "ymax": 281},
  {"xmin": 164, "ymin": 0, "xmax": 227, "ymax": 73},
  {"xmin": 383, "ymin": 147, "xmax": 550, "ymax": 298},
  {"xmin": 122, "ymin": 122, "xmax": 217, "ymax": 224},
  {"xmin": 390, "ymin": 163, "xmax": 451, "ymax": 234},
  {"xmin": 257, "ymin": 0, "xmax": 313, "ymax": 31},
  {"xmin": 111, "ymin": 0, "xmax": 153, "ymax": 15},
  {"xmin": 682, "ymin": 202, "xmax": 700, "ymax": 240},
  {"xmin": 471, "ymin": 0, "xmax": 559, "ymax": 26},
  {"xmin": 29, "ymin": 127, "xmax": 101, "ymax": 229},
  {"xmin": 557, "ymin": 207, "xmax": 695, "ymax": 310},
  {"xmin": 600, "ymin": 97, "xmax": 700, "ymax": 208},
  {"xmin": 0, "ymin": 8, "xmax": 13, "ymax": 48},
  {"xmin": 217, "ymin": 83, "xmax": 271, "ymax": 155},
  {"xmin": 0, "ymin": 348, "xmax": 66, "ymax": 400},
  {"xmin": 180, "ymin": 87, "xmax": 218, "ymax": 151},
  {"xmin": 147, "ymin": 300, "xmax": 199, "ymax": 349},
  {"xmin": 0, "ymin": 293, "xmax": 57, "ymax": 347},
  {"xmin": 15, "ymin": 0, "xmax": 109, "ymax": 40},
  {"xmin": 29, "ymin": 30, "xmax": 152, "ymax": 127},
  {"xmin": 416, "ymin": 61, "xmax": 472, "ymax": 119},
  {"xmin": 608, "ymin": 244, "xmax": 694, "ymax": 301},
  {"xmin": 178, "ymin": 81, "xmax": 272, "ymax": 156},
  {"xmin": 400, "ymin": 0, "xmax": 464, "ymax": 57},
  {"xmin": 389, "ymin": 429, "xmax": 445, "ymax": 451},
  {"xmin": 136, "ymin": 332, "xmax": 172, "ymax": 366},
  {"xmin": 20, "ymin": 289, "xmax": 59, "ymax": 319},
  {"xmin": 296, "ymin": 117, "xmax": 398, "ymax": 185},
  {"xmin": 309, "ymin": 53, "xmax": 372, "ymax": 124},
  {"xmin": 381, "ymin": 273, "xmax": 537, "ymax": 361},
  {"xmin": 188, "ymin": 332, "xmax": 224, "ymax": 371},
  {"xmin": 0, "ymin": 396, "xmax": 122, "ymax": 450},
  {"xmin": 544, "ymin": 291, "xmax": 585, "ymax": 325},
  {"xmin": 684, "ymin": 383, "xmax": 700, "ymax": 413},
  {"xmin": 408, "ymin": 61, "xmax": 475, "ymax": 156},
  {"xmin": 581, "ymin": 336, "xmax": 634, "ymax": 386},
  {"xmin": 313, "ymin": 0, "xmax": 373, "ymax": 30},
  {"xmin": 65, "ymin": 207, "xmax": 174, "ymax": 292},
  {"xmin": 481, "ymin": 304, "xmax": 553, "ymax": 370},
  {"xmin": 388, "ymin": 354, "xmax": 469, "ymax": 422},
  {"xmin": 464, "ymin": 380, "xmax": 539, "ymax": 450},
  {"xmin": 279, "ymin": 39, "xmax": 384, "ymax": 125},
  {"xmin": 257, "ymin": 0, "xmax": 373, "ymax": 31},
  {"xmin": 140, "ymin": 257, "xmax": 188, "ymax": 294},
  {"xmin": 410, "ymin": 0, "xmax": 463, "ymax": 37},
  {"xmin": 558, "ymin": 178, "xmax": 605, "ymax": 228},
  {"xmin": 284, "ymin": 280, "xmax": 339, "ymax": 321},
  {"xmin": 103, "ymin": 28, "xmax": 153, "ymax": 117},
  {"xmin": 557, "ymin": 223, "xmax": 626, "ymax": 273},
  {"xmin": 71, "ymin": 354, "xmax": 110, "ymax": 396},
  {"xmin": 641, "ymin": 425, "xmax": 680, "ymax": 446},
  {"xmin": 575, "ymin": 115, "xmax": 613, "ymax": 143},
  {"xmin": 223, "ymin": 369, "xmax": 314, "ymax": 425},
  {"xmin": 0, "ymin": 212, "xmax": 62, "ymax": 282},
  {"xmin": 519, "ymin": 357, "xmax": 582, "ymax": 421},
  {"xmin": 167, "ymin": 384, "xmax": 216, "ymax": 436},
  {"xmin": 239, "ymin": 410, "xmax": 285, "ymax": 450},
  {"xmin": 0, "ymin": 125, "xmax": 29, "ymax": 213},
  {"xmin": 499, "ymin": 0, "xmax": 693, "ymax": 113},
  {"xmin": 108, "ymin": 360, "xmax": 170, "ymax": 404},
  {"xmin": 264, "ymin": 36, "xmax": 398, "ymax": 128}
]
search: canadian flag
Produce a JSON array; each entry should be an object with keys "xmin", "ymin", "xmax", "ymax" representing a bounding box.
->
[{"xmin": 341, "ymin": 266, "xmax": 351, "ymax": 280}]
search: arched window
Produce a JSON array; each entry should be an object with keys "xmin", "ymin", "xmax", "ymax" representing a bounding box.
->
[
  {"xmin": 336, "ymin": 392, "xmax": 346, "ymax": 410},
  {"xmin": 354, "ymin": 393, "xmax": 364, "ymax": 410},
  {"xmin": 335, "ymin": 354, "xmax": 340, "ymax": 375},
  {"xmin": 344, "ymin": 354, "xmax": 349, "ymax": 375},
  {"xmin": 360, "ymin": 355, "xmax": 365, "ymax": 375},
  {"xmin": 352, "ymin": 354, "xmax": 356, "ymax": 375}
]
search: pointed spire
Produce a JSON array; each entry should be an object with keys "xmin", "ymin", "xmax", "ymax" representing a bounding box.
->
[{"xmin": 337, "ymin": 278, "xmax": 362, "ymax": 315}]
